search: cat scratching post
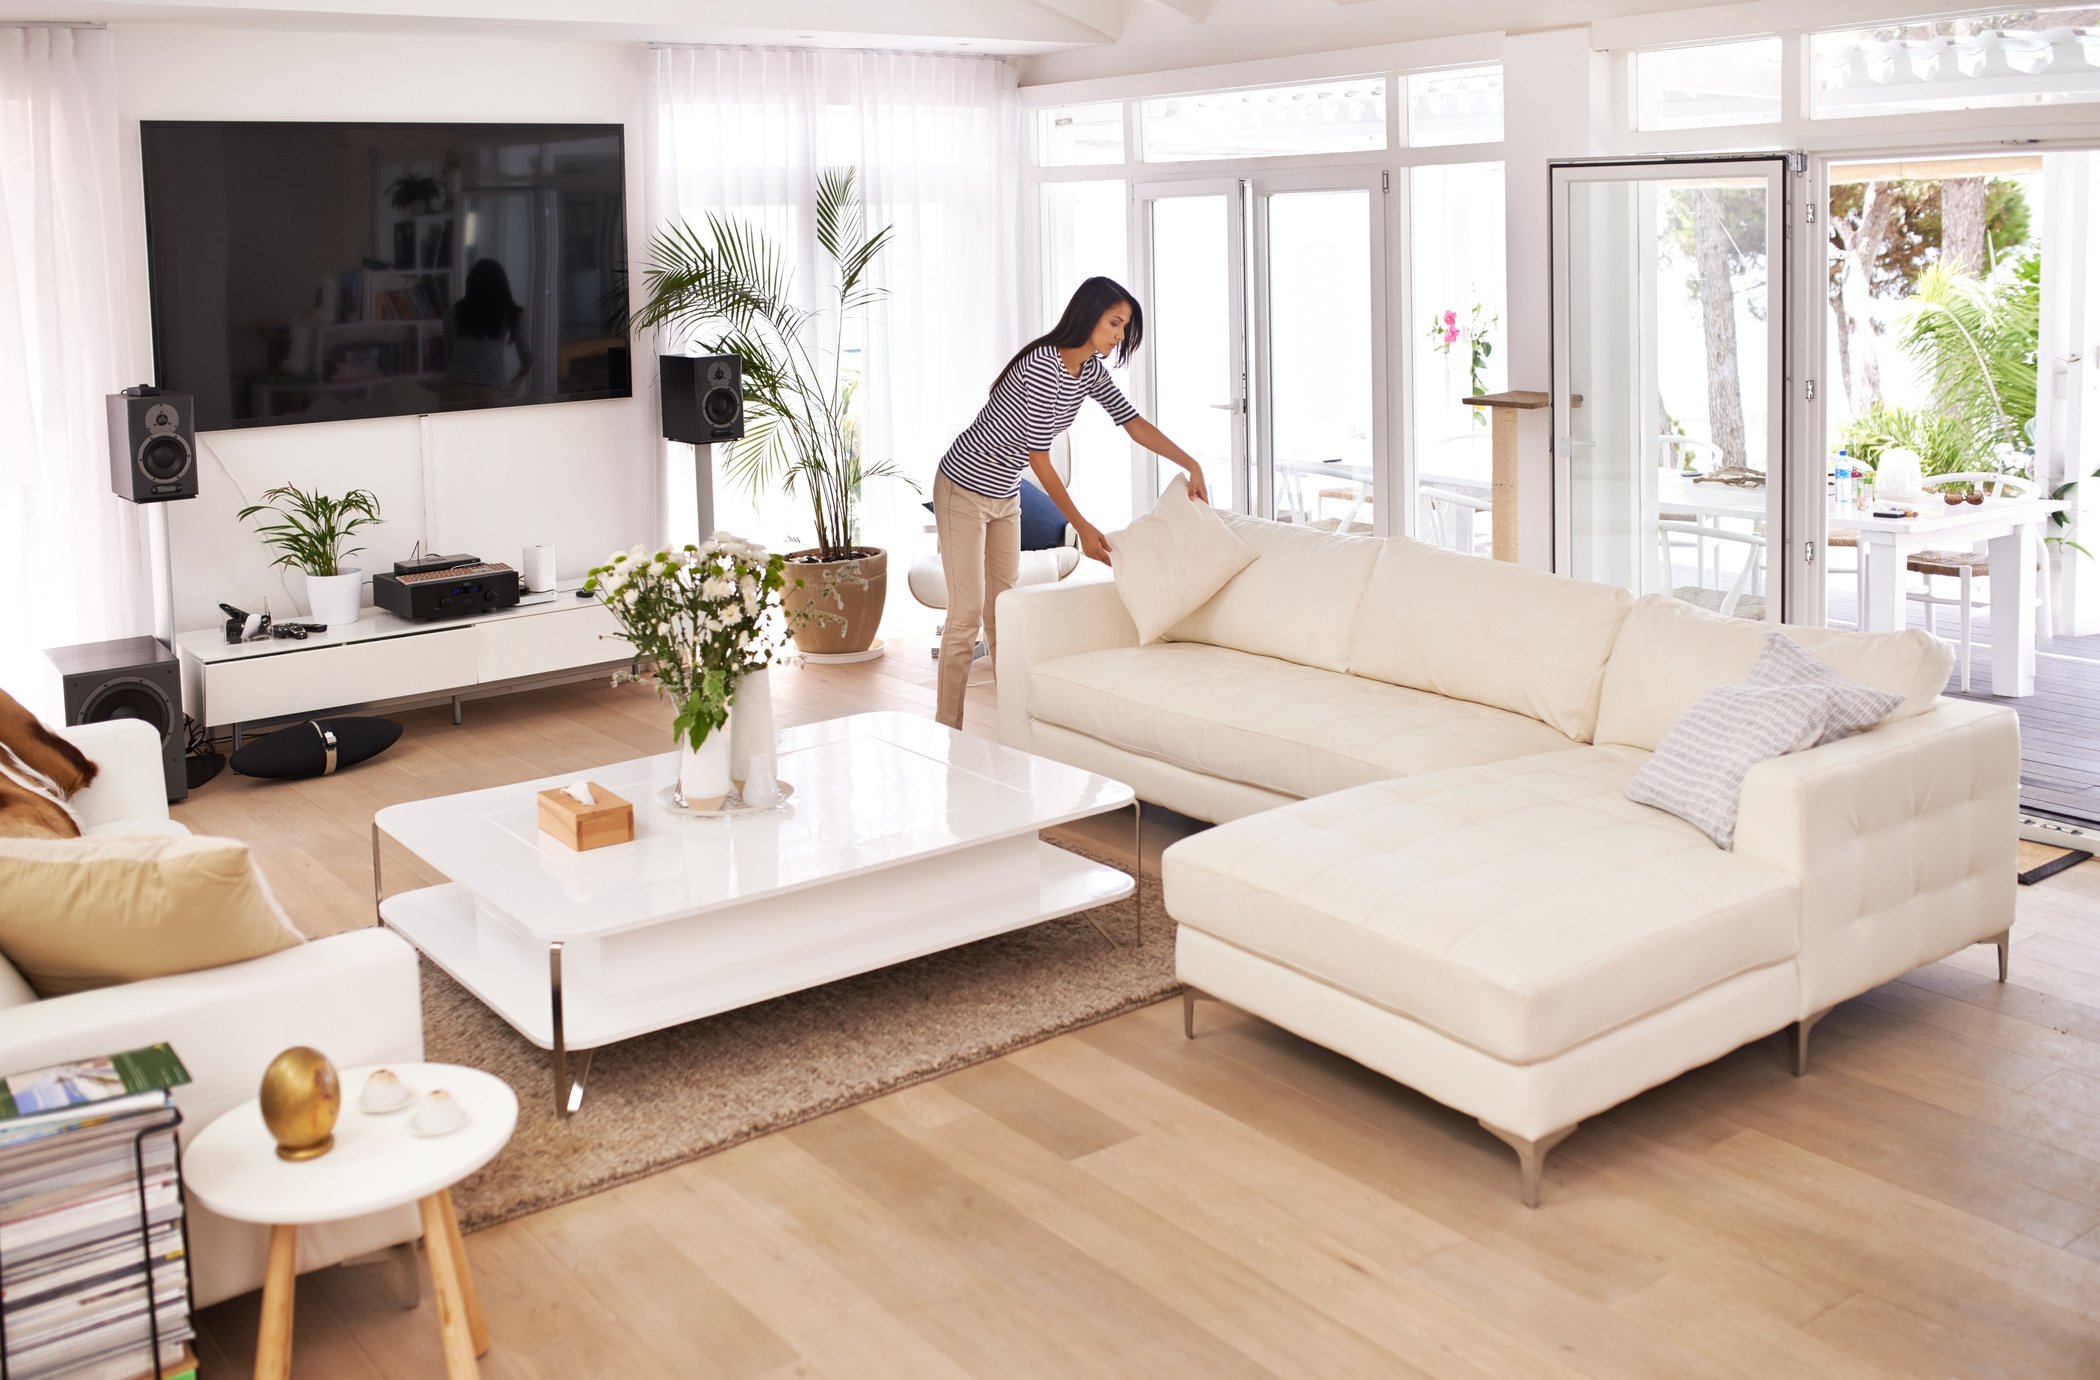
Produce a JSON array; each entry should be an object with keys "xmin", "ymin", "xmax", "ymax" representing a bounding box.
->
[{"xmin": 1463, "ymin": 390, "xmax": 1576, "ymax": 564}]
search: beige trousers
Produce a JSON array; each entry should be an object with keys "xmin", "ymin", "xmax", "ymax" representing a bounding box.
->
[{"xmin": 932, "ymin": 472, "xmax": 1020, "ymax": 730}]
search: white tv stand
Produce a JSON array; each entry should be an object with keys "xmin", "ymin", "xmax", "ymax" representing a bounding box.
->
[{"xmin": 176, "ymin": 580, "xmax": 634, "ymax": 748}]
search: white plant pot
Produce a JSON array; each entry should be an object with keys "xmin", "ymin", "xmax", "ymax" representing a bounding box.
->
[
  {"xmin": 728, "ymin": 667, "xmax": 775, "ymax": 789},
  {"xmin": 675, "ymin": 721, "xmax": 733, "ymax": 812},
  {"xmin": 305, "ymin": 569, "xmax": 365, "ymax": 628}
]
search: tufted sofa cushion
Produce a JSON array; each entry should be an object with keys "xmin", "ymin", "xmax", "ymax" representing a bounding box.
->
[
  {"xmin": 1346, "ymin": 537, "xmax": 1635, "ymax": 743},
  {"xmin": 1162, "ymin": 747, "xmax": 1802, "ymax": 1064},
  {"xmin": 1595, "ymin": 594, "xmax": 1952, "ymax": 752},
  {"xmin": 1165, "ymin": 513, "xmax": 1383, "ymax": 672},
  {"xmin": 1029, "ymin": 642, "xmax": 1581, "ymax": 802}
]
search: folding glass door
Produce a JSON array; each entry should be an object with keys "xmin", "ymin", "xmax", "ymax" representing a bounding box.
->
[
  {"xmin": 1550, "ymin": 157, "xmax": 1796, "ymax": 619},
  {"xmin": 1136, "ymin": 182, "xmax": 1247, "ymax": 513},
  {"xmin": 1136, "ymin": 174, "xmax": 1386, "ymax": 529}
]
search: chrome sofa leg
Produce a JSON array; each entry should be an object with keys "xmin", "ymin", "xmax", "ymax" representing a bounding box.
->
[
  {"xmin": 1478, "ymin": 1120, "xmax": 1577, "ymax": 1208},
  {"xmin": 1182, "ymin": 987, "xmax": 1199, "ymax": 1040},
  {"xmin": 1989, "ymin": 928, "xmax": 2010, "ymax": 982},
  {"xmin": 1789, "ymin": 1006, "xmax": 1832, "ymax": 1077}
]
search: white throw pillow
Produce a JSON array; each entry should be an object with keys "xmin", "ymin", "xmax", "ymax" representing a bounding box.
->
[
  {"xmin": 1109, "ymin": 476, "xmax": 1257, "ymax": 645},
  {"xmin": 1626, "ymin": 659, "xmax": 1902, "ymax": 849}
]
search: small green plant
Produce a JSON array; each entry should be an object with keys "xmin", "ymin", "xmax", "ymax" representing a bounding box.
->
[{"xmin": 237, "ymin": 485, "xmax": 383, "ymax": 576}]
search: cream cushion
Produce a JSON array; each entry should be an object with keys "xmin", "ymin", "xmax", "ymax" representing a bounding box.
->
[
  {"xmin": 1595, "ymin": 594, "xmax": 1953, "ymax": 751},
  {"xmin": 1163, "ymin": 747, "xmax": 1801, "ymax": 1064},
  {"xmin": 1166, "ymin": 513, "xmax": 1383, "ymax": 672},
  {"xmin": 1109, "ymin": 476, "xmax": 1256, "ymax": 644},
  {"xmin": 1029, "ymin": 642, "xmax": 1580, "ymax": 802},
  {"xmin": 1348, "ymin": 538, "xmax": 1635, "ymax": 742},
  {"xmin": 0, "ymin": 834, "xmax": 305, "ymax": 997}
]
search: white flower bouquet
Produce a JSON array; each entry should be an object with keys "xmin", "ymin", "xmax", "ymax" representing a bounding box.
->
[{"xmin": 584, "ymin": 533, "xmax": 793, "ymax": 752}]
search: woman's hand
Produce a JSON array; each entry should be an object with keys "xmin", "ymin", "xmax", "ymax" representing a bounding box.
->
[
  {"xmin": 1079, "ymin": 522, "xmax": 1115, "ymax": 566},
  {"xmin": 1184, "ymin": 464, "xmax": 1209, "ymax": 504}
]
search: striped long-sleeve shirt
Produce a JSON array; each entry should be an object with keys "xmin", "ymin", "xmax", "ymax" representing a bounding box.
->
[{"xmin": 939, "ymin": 346, "xmax": 1139, "ymax": 499}]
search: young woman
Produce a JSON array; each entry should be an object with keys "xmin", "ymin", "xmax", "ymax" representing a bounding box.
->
[{"xmin": 932, "ymin": 275, "xmax": 1209, "ymax": 729}]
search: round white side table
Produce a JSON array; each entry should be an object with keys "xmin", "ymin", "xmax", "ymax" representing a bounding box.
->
[{"xmin": 184, "ymin": 1063, "xmax": 518, "ymax": 1380}]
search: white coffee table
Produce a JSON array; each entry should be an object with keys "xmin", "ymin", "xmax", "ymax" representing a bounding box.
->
[
  {"xmin": 372, "ymin": 712, "xmax": 1138, "ymax": 1115},
  {"xmin": 184, "ymin": 1063, "xmax": 517, "ymax": 1380}
]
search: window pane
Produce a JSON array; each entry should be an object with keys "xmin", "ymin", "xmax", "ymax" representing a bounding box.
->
[
  {"xmin": 1266, "ymin": 190, "xmax": 1373, "ymax": 530},
  {"xmin": 1139, "ymin": 80, "xmax": 1386, "ymax": 162},
  {"xmin": 1635, "ymin": 37, "xmax": 1783, "ymax": 130},
  {"xmin": 1409, "ymin": 162, "xmax": 1506, "ymax": 556},
  {"xmin": 1040, "ymin": 180, "xmax": 1133, "ymax": 528},
  {"xmin": 1406, "ymin": 66, "xmax": 1503, "ymax": 146},
  {"xmin": 1814, "ymin": 9, "xmax": 2100, "ymax": 119},
  {"xmin": 1147, "ymin": 196, "xmax": 1236, "ymax": 507},
  {"xmin": 1035, "ymin": 102, "xmax": 1123, "ymax": 166}
]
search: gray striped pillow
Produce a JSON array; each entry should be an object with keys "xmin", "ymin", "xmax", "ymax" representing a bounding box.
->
[
  {"xmin": 1744, "ymin": 631, "xmax": 1903, "ymax": 746},
  {"xmin": 1626, "ymin": 660, "xmax": 1903, "ymax": 848}
]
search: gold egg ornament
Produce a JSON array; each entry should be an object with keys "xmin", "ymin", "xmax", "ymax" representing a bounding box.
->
[{"xmin": 259, "ymin": 1046, "xmax": 341, "ymax": 1161}]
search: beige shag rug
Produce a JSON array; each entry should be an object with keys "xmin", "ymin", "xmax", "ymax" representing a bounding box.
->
[{"xmin": 429, "ymin": 843, "xmax": 1171, "ymax": 1230}]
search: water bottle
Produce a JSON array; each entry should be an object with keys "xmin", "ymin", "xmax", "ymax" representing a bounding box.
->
[{"xmin": 1835, "ymin": 460, "xmax": 1852, "ymax": 513}]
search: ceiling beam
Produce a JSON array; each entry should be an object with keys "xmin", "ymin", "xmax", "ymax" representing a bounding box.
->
[
  {"xmin": 1139, "ymin": 0, "xmax": 1211, "ymax": 23},
  {"xmin": 1022, "ymin": 0, "xmax": 1125, "ymax": 44}
]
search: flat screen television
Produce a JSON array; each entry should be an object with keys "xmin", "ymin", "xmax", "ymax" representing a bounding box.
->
[{"xmin": 140, "ymin": 121, "xmax": 631, "ymax": 431}]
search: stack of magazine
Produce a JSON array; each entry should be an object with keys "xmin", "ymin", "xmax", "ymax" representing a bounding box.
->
[{"xmin": 0, "ymin": 1045, "xmax": 198, "ymax": 1380}]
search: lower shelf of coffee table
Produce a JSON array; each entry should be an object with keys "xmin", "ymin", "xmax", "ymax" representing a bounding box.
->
[{"xmin": 378, "ymin": 840, "xmax": 1134, "ymax": 1050}]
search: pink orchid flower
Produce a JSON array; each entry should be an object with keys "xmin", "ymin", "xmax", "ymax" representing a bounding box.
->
[
  {"xmin": 1444, "ymin": 325, "xmax": 1461, "ymax": 344},
  {"xmin": 1443, "ymin": 309, "xmax": 1458, "ymax": 326}
]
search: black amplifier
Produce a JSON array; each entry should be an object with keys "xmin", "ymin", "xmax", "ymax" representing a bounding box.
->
[{"xmin": 373, "ymin": 559, "xmax": 521, "ymax": 622}]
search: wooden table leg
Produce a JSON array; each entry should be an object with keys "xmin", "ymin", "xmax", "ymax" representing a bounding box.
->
[
  {"xmin": 437, "ymin": 1188, "xmax": 489, "ymax": 1356},
  {"xmin": 255, "ymin": 1223, "xmax": 297, "ymax": 1380},
  {"xmin": 418, "ymin": 1194, "xmax": 481, "ymax": 1378}
]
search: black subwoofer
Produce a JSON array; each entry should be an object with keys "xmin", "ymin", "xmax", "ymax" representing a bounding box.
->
[{"xmin": 46, "ymin": 637, "xmax": 186, "ymax": 803}]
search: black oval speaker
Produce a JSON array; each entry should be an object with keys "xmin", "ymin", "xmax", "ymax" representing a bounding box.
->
[{"xmin": 230, "ymin": 717, "xmax": 402, "ymax": 780}]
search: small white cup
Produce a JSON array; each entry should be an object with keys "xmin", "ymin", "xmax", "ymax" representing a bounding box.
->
[
  {"xmin": 741, "ymin": 754, "xmax": 778, "ymax": 808},
  {"xmin": 359, "ymin": 1068, "xmax": 413, "ymax": 1115}
]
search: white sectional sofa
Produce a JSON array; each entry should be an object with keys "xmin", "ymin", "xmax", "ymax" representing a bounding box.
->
[
  {"xmin": 997, "ymin": 517, "xmax": 2018, "ymax": 1204},
  {"xmin": 0, "ymin": 719, "xmax": 426, "ymax": 1305}
]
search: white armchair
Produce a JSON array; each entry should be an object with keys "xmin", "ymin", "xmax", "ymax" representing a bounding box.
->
[{"xmin": 0, "ymin": 718, "xmax": 426, "ymax": 1308}]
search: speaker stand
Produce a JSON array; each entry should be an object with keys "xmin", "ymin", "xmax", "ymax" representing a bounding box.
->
[{"xmin": 692, "ymin": 441, "xmax": 715, "ymax": 544}]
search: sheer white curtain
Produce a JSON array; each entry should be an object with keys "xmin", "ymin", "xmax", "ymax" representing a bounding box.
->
[
  {"xmin": 0, "ymin": 27, "xmax": 153, "ymax": 706},
  {"xmin": 641, "ymin": 45, "xmax": 1019, "ymax": 571}
]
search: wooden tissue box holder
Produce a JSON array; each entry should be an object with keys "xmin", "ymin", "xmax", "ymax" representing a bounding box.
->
[{"xmin": 536, "ymin": 782, "xmax": 634, "ymax": 851}]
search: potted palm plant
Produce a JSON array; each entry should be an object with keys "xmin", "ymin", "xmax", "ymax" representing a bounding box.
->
[
  {"xmin": 237, "ymin": 485, "xmax": 383, "ymax": 628},
  {"xmin": 627, "ymin": 167, "xmax": 914, "ymax": 655}
]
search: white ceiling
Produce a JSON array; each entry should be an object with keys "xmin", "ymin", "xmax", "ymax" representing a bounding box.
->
[{"xmin": 0, "ymin": 0, "xmax": 1740, "ymax": 55}]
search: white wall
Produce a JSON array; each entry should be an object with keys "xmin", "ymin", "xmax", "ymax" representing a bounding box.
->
[{"xmin": 113, "ymin": 26, "xmax": 657, "ymax": 638}]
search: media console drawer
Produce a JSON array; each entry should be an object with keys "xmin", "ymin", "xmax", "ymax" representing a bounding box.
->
[
  {"xmin": 476, "ymin": 602, "xmax": 632, "ymax": 682},
  {"xmin": 203, "ymin": 626, "xmax": 477, "ymax": 725}
]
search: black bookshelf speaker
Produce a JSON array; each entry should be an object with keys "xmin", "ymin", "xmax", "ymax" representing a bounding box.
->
[
  {"xmin": 45, "ymin": 637, "xmax": 186, "ymax": 803},
  {"xmin": 660, "ymin": 354, "xmax": 745, "ymax": 444},
  {"xmin": 107, "ymin": 388, "xmax": 197, "ymax": 503}
]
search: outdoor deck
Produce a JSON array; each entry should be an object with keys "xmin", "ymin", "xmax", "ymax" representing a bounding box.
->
[{"xmin": 1824, "ymin": 589, "xmax": 2100, "ymax": 825}]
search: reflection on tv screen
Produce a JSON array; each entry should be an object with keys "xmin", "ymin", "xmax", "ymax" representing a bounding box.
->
[{"xmin": 141, "ymin": 122, "xmax": 631, "ymax": 431}]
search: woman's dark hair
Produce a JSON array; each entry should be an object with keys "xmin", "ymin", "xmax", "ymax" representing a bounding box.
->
[
  {"xmin": 455, "ymin": 258, "xmax": 522, "ymax": 340},
  {"xmin": 990, "ymin": 276, "xmax": 1143, "ymax": 395}
]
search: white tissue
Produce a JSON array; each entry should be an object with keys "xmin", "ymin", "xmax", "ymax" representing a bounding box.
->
[{"xmin": 562, "ymin": 780, "xmax": 595, "ymax": 806}]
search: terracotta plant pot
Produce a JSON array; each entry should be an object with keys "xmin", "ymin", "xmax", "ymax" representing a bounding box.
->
[{"xmin": 782, "ymin": 547, "xmax": 887, "ymax": 656}]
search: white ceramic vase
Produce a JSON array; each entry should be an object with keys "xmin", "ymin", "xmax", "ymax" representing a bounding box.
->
[
  {"xmin": 305, "ymin": 569, "xmax": 364, "ymax": 628},
  {"xmin": 728, "ymin": 667, "xmax": 775, "ymax": 790},
  {"xmin": 675, "ymin": 719, "xmax": 733, "ymax": 812}
]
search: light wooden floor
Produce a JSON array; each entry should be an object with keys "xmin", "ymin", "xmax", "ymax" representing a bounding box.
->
[{"xmin": 180, "ymin": 645, "xmax": 2100, "ymax": 1379}]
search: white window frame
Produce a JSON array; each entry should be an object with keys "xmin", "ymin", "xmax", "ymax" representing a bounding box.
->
[{"xmin": 1021, "ymin": 56, "xmax": 1505, "ymax": 540}]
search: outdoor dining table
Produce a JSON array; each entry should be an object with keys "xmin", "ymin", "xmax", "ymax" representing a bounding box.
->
[{"xmin": 1656, "ymin": 471, "xmax": 2062, "ymax": 697}]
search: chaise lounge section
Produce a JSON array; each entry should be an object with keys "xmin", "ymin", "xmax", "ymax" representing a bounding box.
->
[{"xmin": 998, "ymin": 518, "xmax": 2018, "ymax": 1204}]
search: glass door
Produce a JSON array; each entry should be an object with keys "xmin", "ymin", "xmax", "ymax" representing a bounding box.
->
[
  {"xmin": 1135, "ymin": 180, "xmax": 1248, "ymax": 512},
  {"xmin": 1249, "ymin": 172, "xmax": 1386, "ymax": 532},
  {"xmin": 1550, "ymin": 157, "xmax": 1794, "ymax": 620}
]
